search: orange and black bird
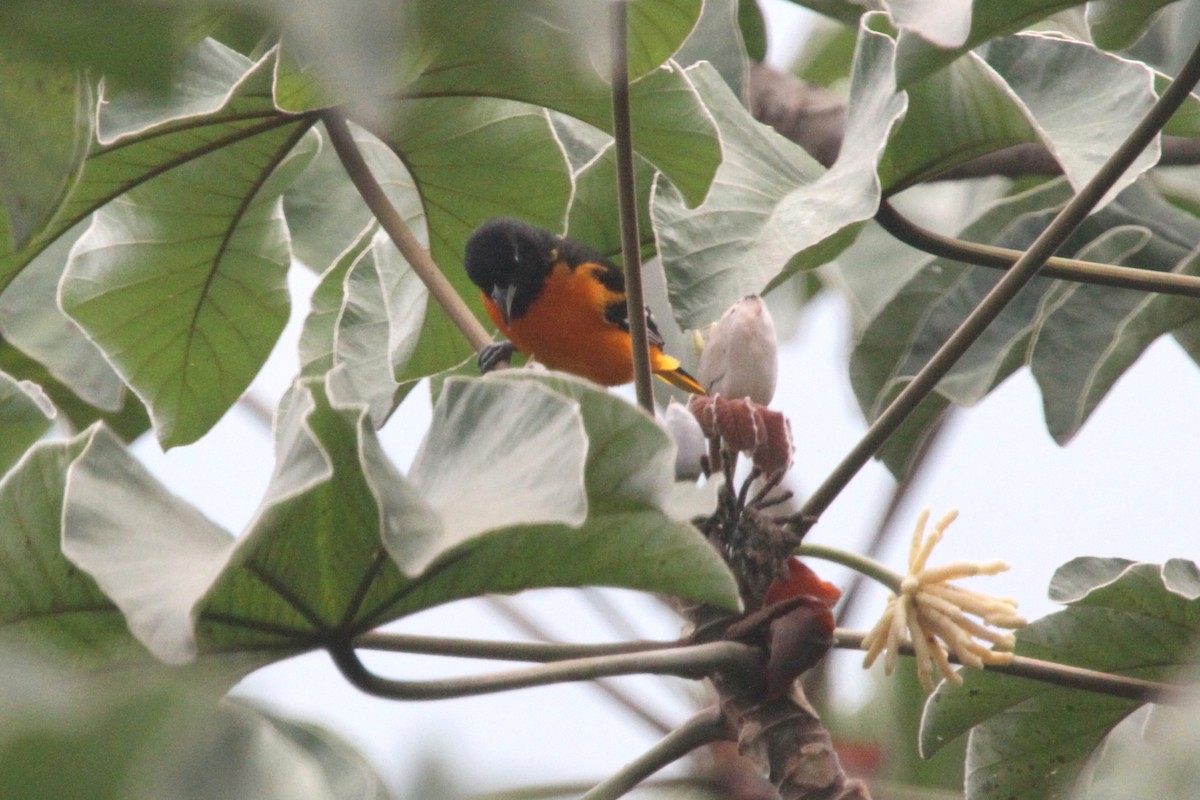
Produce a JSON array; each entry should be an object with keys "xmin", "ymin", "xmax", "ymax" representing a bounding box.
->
[{"xmin": 464, "ymin": 218, "xmax": 705, "ymax": 394}]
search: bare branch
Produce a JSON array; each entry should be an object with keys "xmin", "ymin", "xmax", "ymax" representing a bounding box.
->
[{"xmin": 581, "ymin": 707, "xmax": 731, "ymax": 800}]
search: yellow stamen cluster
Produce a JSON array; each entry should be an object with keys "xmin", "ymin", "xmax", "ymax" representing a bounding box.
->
[{"xmin": 862, "ymin": 508, "xmax": 1027, "ymax": 692}]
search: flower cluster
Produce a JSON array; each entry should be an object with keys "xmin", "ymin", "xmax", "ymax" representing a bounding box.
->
[{"xmin": 862, "ymin": 508, "xmax": 1026, "ymax": 692}]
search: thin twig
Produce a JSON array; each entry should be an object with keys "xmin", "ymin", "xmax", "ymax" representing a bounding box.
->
[
  {"xmin": 581, "ymin": 706, "xmax": 730, "ymax": 800},
  {"xmin": 321, "ymin": 110, "xmax": 493, "ymax": 353},
  {"xmin": 834, "ymin": 629, "xmax": 1193, "ymax": 705},
  {"xmin": 609, "ymin": 1, "xmax": 655, "ymax": 415},
  {"xmin": 796, "ymin": 34, "xmax": 1200, "ymax": 527},
  {"xmin": 798, "ymin": 542, "xmax": 904, "ymax": 594},
  {"xmin": 353, "ymin": 630, "xmax": 681, "ymax": 662},
  {"xmin": 876, "ymin": 201, "xmax": 1200, "ymax": 299},
  {"xmin": 327, "ymin": 639, "xmax": 759, "ymax": 701}
]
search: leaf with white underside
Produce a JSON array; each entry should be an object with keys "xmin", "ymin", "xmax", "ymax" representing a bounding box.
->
[
  {"xmin": 884, "ymin": 0, "xmax": 973, "ymax": 48},
  {"xmin": 848, "ymin": 175, "xmax": 1200, "ymax": 477},
  {"xmin": 980, "ymin": 33, "xmax": 1159, "ymax": 205},
  {"xmin": 58, "ymin": 377, "xmax": 736, "ymax": 666},
  {"xmin": 0, "ymin": 372, "xmax": 54, "ymax": 476},
  {"xmin": 920, "ymin": 558, "xmax": 1200, "ymax": 800},
  {"xmin": 0, "ymin": 54, "xmax": 91, "ymax": 251},
  {"xmin": 61, "ymin": 426, "xmax": 235, "ymax": 665},
  {"xmin": 60, "ymin": 125, "xmax": 317, "ymax": 448},
  {"xmin": 0, "ymin": 221, "xmax": 125, "ymax": 412},
  {"xmin": 656, "ymin": 15, "xmax": 906, "ymax": 329},
  {"xmin": 0, "ymin": 433, "xmax": 156, "ymax": 668}
]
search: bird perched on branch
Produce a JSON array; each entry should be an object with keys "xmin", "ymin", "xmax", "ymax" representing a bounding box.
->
[{"xmin": 464, "ymin": 217, "xmax": 704, "ymax": 394}]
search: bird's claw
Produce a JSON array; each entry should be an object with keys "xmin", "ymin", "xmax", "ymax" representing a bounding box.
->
[{"xmin": 477, "ymin": 341, "xmax": 516, "ymax": 374}]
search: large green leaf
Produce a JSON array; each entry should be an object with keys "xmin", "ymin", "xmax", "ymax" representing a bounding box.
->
[
  {"xmin": 885, "ymin": 0, "xmax": 973, "ymax": 48},
  {"xmin": 299, "ymin": 225, "xmax": 377, "ymax": 380},
  {"xmin": 0, "ymin": 338, "xmax": 149, "ymax": 442},
  {"xmin": 61, "ymin": 427, "xmax": 239, "ymax": 665},
  {"xmin": 920, "ymin": 558, "xmax": 1200, "ymax": 800},
  {"xmin": 1086, "ymin": 686, "xmax": 1200, "ymax": 800},
  {"xmin": 878, "ymin": 50, "xmax": 1039, "ymax": 191},
  {"xmin": 0, "ymin": 56, "xmax": 92, "ymax": 251},
  {"xmin": 275, "ymin": 0, "xmax": 718, "ymax": 208},
  {"xmin": 0, "ymin": 222, "xmax": 125, "ymax": 412},
  {"xmin": 557, "ymin": 115, "xmax": 658, "ymax": 264},
  {"xmin": 0, "ymin": 651, "xmax": 390, "ymax": 800},
  {"xmin": 883, "ymin": 32, "xmax": 1164, "ymax": 194},
  {"xmin": 0, "ymin": 434, "xmax": 152, "ymax": 668},
  {"xmin": 292, "ymin": 126, "xmax": 432, "ymax": 424},
  {"xmin": 60, "ymin": 377, "xmax": 736, "ymax": 667},
  {"xmin": 1028, "ymin": 185, "xmax": 1200, "ymax": 442},
  {"xmin": 0, "ymin": 372, "xmax": 55, "ymax": 477},
  {"xmin": 62, "ymin": 384, "xmax": 428, "ymax": 664},
  {"xmin": 655, "ymin": 16, "xmax": 906, "ymax": 329},
  {"xmin": 980, "ymin": 33, "xmax": 1160, "ymax": 202},
  {"xmin": 0, "ymin": 40, "xmax": 297, "ymax": 298},
  {"xmin": 59, "ymin": 124, "xmax": 317, "ymax": 448},
  {"xmin": 379, "ymin": 373, "xmax": 739, "ymax": 619},
  {"xmin": 1086, "ymin": 0, "xmax": 1182, "ymax": 51},
  {"xmin": 675, "ymin": 0, "xmax": 751, "ymax": 96},
  {"xmin": 0, "ymin": 1, "xmax": 190, "ymax": 94},
  {"xmin": 893, "ymin": 1, "xmax": 1084, "ymax": 86},
  {"xmin": 848, "ymin": 177, "xmax": 1200, "ymax": 476}
]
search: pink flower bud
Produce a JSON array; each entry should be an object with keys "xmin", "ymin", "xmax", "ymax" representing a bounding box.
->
[{"xmin": 697, "ymin": 294, "xmax": 777, "ymax": 405}]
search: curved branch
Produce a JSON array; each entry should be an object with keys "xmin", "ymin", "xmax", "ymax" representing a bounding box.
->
[
  {"xmin": 353, "ymin": 630, "xmax": 681, "ymax": 662},
  {"xmin": 834, "ymin": 629, "xmax": 1193, "ymax": 705},
  {"xmin": 610, "ymin": 3, "xmax": 656, "ymax": 415},
  {"xmin": 798, "ymin": 542, "xmax": 904, "ymax": 594},
  {"xmin": 321, "ymin": 109, "xmax": 494, "ymax": 353},
  {"xmin": 328, "ymin": 639, "xmax": 760, "ymax": 701},
  {"xmin": 796, "ymin": 35, "xmax": 1200, "ymax": 526},
  {"xmin": 876, "ymin": 201, "xmax": 1200, "ymax": 299},
  {"xmin": 581, "ymin": 706, "xmax": 731, "ymax": 800}
]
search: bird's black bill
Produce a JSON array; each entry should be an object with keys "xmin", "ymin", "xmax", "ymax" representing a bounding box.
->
[{"xmin": 491, "ymin": 284, "xmax": 518, "ymax": 326}]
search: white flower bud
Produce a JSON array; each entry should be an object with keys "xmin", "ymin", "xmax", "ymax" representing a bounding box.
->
[
  {"xmin": 663, "ymin": 399, "xmax": 706, "ymax": 481},
  {"xmin": 697, "ymin": 294, "xmax": 777, "ymax": 405}
]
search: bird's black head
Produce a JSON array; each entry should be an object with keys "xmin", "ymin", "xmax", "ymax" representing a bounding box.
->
[{"xmin": 464, "ymin": 218, "xmax": 559, "ymax": 323}]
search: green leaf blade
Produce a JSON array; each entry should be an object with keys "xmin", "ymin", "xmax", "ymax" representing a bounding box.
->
[
  {"xmin": 0, "ymin": 372, "xmax": 55, "ymax": 477},
  {"xmin": 0, "ymin": 56, "xmax": 92, "ymax": 251},
  {"xmin": 60, "ymin": 124, "xmax": 317, "ymax": 447},
  {"xmin": 921, "ymin": 559, "xmax": 1200, "ymax": 800},
  {"xmin": 656, "ymin": 17, "xmax": 905, "ymax": 330}
]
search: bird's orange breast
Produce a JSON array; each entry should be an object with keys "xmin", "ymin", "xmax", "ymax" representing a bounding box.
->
[{"xmin": 483, "ymin": 261, "xmax": 636, "ymax": 386}]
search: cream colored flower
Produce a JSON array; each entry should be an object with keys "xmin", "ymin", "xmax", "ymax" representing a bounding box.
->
[{"xmin": 861, "ymin": 508, "xmax": 1027, "ymax": 692}]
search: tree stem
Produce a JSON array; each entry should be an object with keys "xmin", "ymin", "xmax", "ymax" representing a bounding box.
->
[
  {"xmin": 876, "ymin": 200, "xmax": 1200, "ymax": 299},
  {"xmin": 321, "ymin": 110, "xmax": 493, "ymax": 353},
  {"xmin": 834, "ymin": 629, "xmax": 1192, "ymax": 704},
  {"xmin": 328, "ymin": 639, "xmax": 759, "ymax": 701},
  {"xmin": 796, "ymin": 33, "xmax": 1200, "ymax": 526},
  {"xmin": 610, "ymin": 1, "xmax": 656, "ymax": 415},
  {"xmin": 353, "ymin": 630, "xmax": 680, "ymax": 662},
  {"xmin": 581, "ymin": 707, "xmax": 730, "ymax": 800},
  {"xmin": 798, "ymin": 543, "xmax": 904, "ymax": 593}
]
